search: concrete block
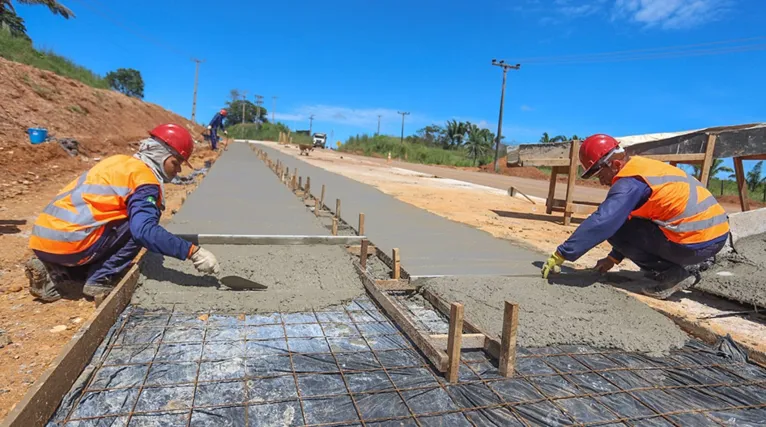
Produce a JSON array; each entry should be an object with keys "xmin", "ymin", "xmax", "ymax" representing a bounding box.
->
[{"xmin": 728, "ymin": 207, "xmax": 766, "ymax": 247}]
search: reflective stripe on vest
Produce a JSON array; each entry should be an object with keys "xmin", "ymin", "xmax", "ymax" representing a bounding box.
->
[{"xmin": 643, "ymin": 174, "xmax": 729, "ymax": 233}]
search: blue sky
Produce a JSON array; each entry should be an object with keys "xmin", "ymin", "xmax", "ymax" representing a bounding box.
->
[{"xmin": 17, "ymin": 0, "xmax": 766, "ymax": 175}]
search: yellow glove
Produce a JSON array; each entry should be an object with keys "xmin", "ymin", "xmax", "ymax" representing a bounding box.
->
[{"xmin": 541, "ymin": 252, "xmax": 565, "ymax": 279}]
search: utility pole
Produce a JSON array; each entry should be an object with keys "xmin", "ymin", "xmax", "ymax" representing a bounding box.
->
[
  {"xmin": 240, "ymin": 90, "xmax": 248, "ymax": 124},
  {"xmin": 491, "ymin": 59, "xmax": 520, "ymax": 173},
  {"xmin": 397, "ymin": 111, "xmax": 410, "ymax": 144},
  {"xmin": 190, "ymin": 58, "xmax": 204, "ymax": 123},
  {"xmin": 272, "ymin": 96, "xmax": 277, "ymax": 123},
  {"xmin": 309, "ymin": 114, "xmax": 315, "ymax": 135},
  {"xmin": 377, "ymin": 115, "xmax": 382, "ymax": 135},
  {"xmin": 254, "ymin": 94, "xmax": 264, "ymax": 127}
]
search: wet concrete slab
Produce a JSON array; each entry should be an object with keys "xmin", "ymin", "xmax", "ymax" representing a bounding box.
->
[
  {"xmin": 169, "ymin": 142, "xmax": 327, "ymax": 235},
  {"xmin": 254, "ymin": 143, "xmax": 544, "ymax": 277}
]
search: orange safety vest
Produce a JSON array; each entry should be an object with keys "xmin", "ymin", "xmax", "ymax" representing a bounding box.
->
[
  {"xmin": 613, "ymin": 156, "xmax": 729, "ymax": 245},
  {"xmin": 29, "ymin": 155, "xmax": 162, "ymax": 257}
]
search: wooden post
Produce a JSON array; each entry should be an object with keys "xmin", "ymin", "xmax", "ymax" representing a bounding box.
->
[
  {"xmin": 320, "ymin": 185, "xmax": 326, "ymax": 206},
  {"xmin": 305, "ymin": 177, "xmax": 311, "ymax": 196},
  {"xmin": 336, "ymin": 199, "xmax": 342, "ymax": 219},
  {"xmin": 699, "ymin": 134, "xmax": 717, "ymax": 187},
  {"xmin": 446, "ymin": 303, "xmax": 464, "ymax": 383},
  {"xmin": 563, "ymin": 140, "xmax": 579, "ymax": 226},
  {"xmin": 392, "ymin": 248, "xmax": 401, "ymax": 280},
  {"xmin": 360, "ymin": 239, "xmax": 369, "ymax": 269},
  {"xmin": 734, "ymin": 157, "xmax": 750, "ymax": 212},
  {"xmin": 358, "ymin": 213, "xmax": 365, "ymax": 236},
  {"xmin": 332, "ymin": 218, "xmax": 338, "ymax": 236},
  {"xmin": 291, "ymin": 174, "xmax": 297, "ymax": 190},
  {"xmin": 314, "ymin": 199, "xmax": 320, "ymax": 217},
  {"xmin": 499, "ymin": 301, "xmax": 519, "ymax": 377},
  {"xmin": 298, "ymin": 176, "xmax": 303, "ymax": 191},
  {"xmin": 546, "ymin": 166, "xmax": 562, "ymax": 215}
]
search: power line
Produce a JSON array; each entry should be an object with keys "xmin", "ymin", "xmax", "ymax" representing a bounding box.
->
[
  {"xmin": 190, "ymin": 59, "xmax": 204, "ymax": 123},
  {"xmin": 397, "ymin": 111, "xmax": 410, "ymax": 144}
]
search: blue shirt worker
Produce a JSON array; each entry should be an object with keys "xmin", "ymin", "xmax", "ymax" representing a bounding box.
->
[
  {"xmin": 207, "ymin": 109, "xmax": 229, "ymax": 151},
  {"xmin": 26, "ymin": 124, "xmax": 221, "ymax": 302},
  {"xmin": 541, "ymin": 134, "xmax": 730, "ymax": 300}
]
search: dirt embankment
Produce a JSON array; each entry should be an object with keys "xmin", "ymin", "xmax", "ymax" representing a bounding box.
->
[
  {"xmin": 0, "ymin": 56, "xmax": 212, "ymax": 420},
  {"xmin": 0, "ymin": 56, "xmax": 205, "ymax": 201}
]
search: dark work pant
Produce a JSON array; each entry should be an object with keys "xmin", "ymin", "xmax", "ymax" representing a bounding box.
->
[
  {"xmin": 34, "ymin": 220, "xmax": 142, "ymax": 286},
  {"xmin": 210, "ymin": 129, "xmax": 219, "ymax": 150},
  {"xmin": 607, "ymin": 218, "xmax": 728, "ymax": 272}
]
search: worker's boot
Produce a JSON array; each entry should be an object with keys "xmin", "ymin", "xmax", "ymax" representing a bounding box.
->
[
  {"xmin": 82, "ymin": 279, "xmax": 116, "ymax": 298},
  {"xmin": 641, "ymin": 265, "xmax": 700, "ymax": 300},
  {"xmin": 24, "ymin": 258, "xmax": 63, "ymax": 302}
]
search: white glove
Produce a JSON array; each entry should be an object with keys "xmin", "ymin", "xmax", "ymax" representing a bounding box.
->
[
  {"xmin": 207, "ymin": 125, "xmax": 212, "ymax": 130},
  {"xmin": 190, "ymin": 247, "xmax": 220, "ymax": 275},
  {"xmin": 224, "ymin": 130, "xmax": 228, "ymax": 136}
]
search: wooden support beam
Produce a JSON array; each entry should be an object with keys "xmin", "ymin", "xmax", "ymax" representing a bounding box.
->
[
  {"xmin": 521, "ymin": 159, "xmax": 571, "ymax": 167},
  {"xmin": 499, "ymin": 301, "xmax": 519, "ymax": 377},
  {"xmin": 734, "ymin": 157, "xmax": 750, "ymax": 212},
  {"xmin": 392, "ymin": 248, "xmax": 401, "ymax": 280},
  {"xmin": 430, "ymin": 333, "xmax": 486, "ymax": 351},
  {"xmin": 360, "ymin": 239, "xmax": 369, "ymax": 269},
  {"xmin": 347, "ymin": 243, "xmax": 376, "ymax": 256},
  {"xmin": 642, "ymin": 153, "xmax": 705, "ymax": 162},
  {"xmin": 358, "ymin": 213, "xmax": 365, "ymax": 236},
  {"xmin": 546, "ymin": 166, "xmax": 563, "ymax": 215},
  {"xmin": 563, "ymin": 140, "xmax": 579, "ymax": 226},
  {"xmin": 446, "ymin": 303, "xmax": 464, "ymax": 383},
  {"xmin": 354, "ymin": 262, "xmax": 448, "ymax": 371},
  {"xmin": 699, "ymin": 134, "xmax": 717, "ymax": 186},
  {"xmin": 332, "ymin": 218, "xmax": 338, "ymax": 236},
  {"xmin": 336, "ymin": 198, "xmax": 342, "ymax": 219},
  {"xmin": 320, "ymin": 184, "xmax": 326, "ymax": 206}
]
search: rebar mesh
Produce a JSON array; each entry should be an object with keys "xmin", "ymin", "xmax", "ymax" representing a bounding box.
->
[{"xmin": 48, "ymin": 296, "xmax": 766, "ymax": 427}]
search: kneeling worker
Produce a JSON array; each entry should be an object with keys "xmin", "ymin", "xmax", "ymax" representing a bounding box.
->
[
  {"xmin": 26, "ymin": 123, "xmax": 220, "ymax": 302},
  {"xmin": 541, "ymin": 134, "xmax": 729, "ymax": 299}
]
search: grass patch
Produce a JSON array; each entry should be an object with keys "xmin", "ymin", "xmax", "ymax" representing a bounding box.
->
[
  {"xmin": 67, "ymin": 104, "xmax": 88, "ymax": 115},
  {"xmin": 0, "ymin": 30, "xmax": 108, "ymax": 89},
  {"xmin": 226, "ymin": 123, "xmax": 312, "ymax": 144},
  {"xmin": 340, "ymin": 134, "xmax": 492, "ymax": 167}
]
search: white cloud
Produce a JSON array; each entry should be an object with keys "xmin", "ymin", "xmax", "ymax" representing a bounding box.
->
[
  {"xmin": 274, "ymin": 105, "xmax": 428, "ymax": 127},
  {"xmin": 613, "ymin": 0, "xmax": 731, "ymax": 29},
  {"xmin": 520, "ymin": 105, "xmax": 535, "ymax": 112}
]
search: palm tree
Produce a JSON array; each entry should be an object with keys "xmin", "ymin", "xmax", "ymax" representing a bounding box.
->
[
  {"xmin": 689, "ymin": 158, "xmax": 733, "ymax": 193},
  {"xmin": 539, "ymin": 132, "xmax": 551, "ymax": 143},
  {"xmin": 465, "ymin": 123, "xmax": 494, "ymax": 166},
  {"xmin": 444, "ymin": 120, "xmax": 467, "ymax": 149},
  {"xmin": 1, "ymin": 1, "xmax": 73, "ymax": 40},
  {"xmin": 550, "ymin": 135, "xmax": 569, "ymax": 143}
]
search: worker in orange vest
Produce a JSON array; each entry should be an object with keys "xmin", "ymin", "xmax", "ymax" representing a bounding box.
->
[
  {"xmin": 542, "ymin": 134, "xmax": 730, "ymax": 299},
  {"xmin": 26, "ymin": 124, "xmax": 220, "ymax": 302}
]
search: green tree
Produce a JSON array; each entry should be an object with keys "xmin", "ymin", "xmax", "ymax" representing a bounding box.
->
[
  {"xmin": 688, "ymin": 158, "xmax": 733, "ymax": 193},
  {"xmin": 416, "ymin": 124, "xmax": 444, "ymax": 146},
  {"xmin": 539, "ymin": 132, "xmax": 551, "ymax": 143},
  {"xmin": 1, "ymin": 0, "xmax": 74, "ymax": 40},
  {"xmin": 746, "ymin": 161, "xmax": 763, "ymax": 192},
  {"xmin": 225, "ymin": 99, "xmax": 269, "ymax": 125},
  {"xmin": 444, "ymin": 120, "xmax": 467, "ymax": 149},
  {"xmin": 465, "ymin": 123, "xmax": 494, "ymax": 166},
  {"xmin": 105, "ymin": 68, "xmax": 144, "ymax": 98}
]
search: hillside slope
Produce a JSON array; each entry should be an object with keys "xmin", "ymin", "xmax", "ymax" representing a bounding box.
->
[{"xmin": 0, "ymin": 57, "xmax": 205, "ymax": 200}]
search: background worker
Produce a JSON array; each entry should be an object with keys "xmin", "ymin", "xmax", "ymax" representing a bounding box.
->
[
  {"xmin": 26, "ymin": 124, "xmax": 220, "ymax": 302},
  {"xmin": 207, "ymin": 109, "xmax": 228, "ymax": 151},
  {"xmin": 541, "ymin": 134, "xmax": 730, "ymax": 299}
]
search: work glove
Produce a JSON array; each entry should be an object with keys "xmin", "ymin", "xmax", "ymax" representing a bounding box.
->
[
  {"xmin": 224, "ymin": 130, "xmax": 229, "ymax": 136},
  {"xmin": 541, "ymin": 252, "xmax": 565, "ymax": 279},
  {"xmin": 594, "ymin": 256, "xmax": 617, "ymax": 273},
  {"xmin": 190, "ymin": 246, "xmax": 220, "ymax": 275},
  {"xmin": 207, "ymin": 125, "xmax": 212, "ymax": 130}
]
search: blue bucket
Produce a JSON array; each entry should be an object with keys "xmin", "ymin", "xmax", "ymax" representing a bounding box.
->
[{"xmin": 28, "ymin": 127, "xmax": 48, "ymax": 144}]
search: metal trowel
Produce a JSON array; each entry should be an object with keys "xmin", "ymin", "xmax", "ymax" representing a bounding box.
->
[{"xmin": 219, "ymin": 276, "xmax": 268, "ymax": 291}]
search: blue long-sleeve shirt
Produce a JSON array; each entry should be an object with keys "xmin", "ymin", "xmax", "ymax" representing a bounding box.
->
[
  {"xmin": 557, "ymin": 178, "xmax": 651, "ymax": 262},
  {"xmin": 127, "ymin": 184, "xmax": 193, "ymax": 260},
  {"xmin": 209, "ymin": 113, "xmax": 226, "ymax": 131}
]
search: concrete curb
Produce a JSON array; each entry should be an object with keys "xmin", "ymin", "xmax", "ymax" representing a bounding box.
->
[{"xmin": 728, "ymin": 207, "xmax": 766, "ymax": 248}]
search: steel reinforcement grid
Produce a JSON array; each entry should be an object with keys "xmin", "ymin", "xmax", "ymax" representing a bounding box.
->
[{"xmin": 48, "ymin": 296, "xmax": 766, "ymax": 426}]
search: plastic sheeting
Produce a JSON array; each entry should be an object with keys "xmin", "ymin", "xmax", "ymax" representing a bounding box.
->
[{"xmin": 48, "ymin": 298, "xmax": 766, "ymax": 426}]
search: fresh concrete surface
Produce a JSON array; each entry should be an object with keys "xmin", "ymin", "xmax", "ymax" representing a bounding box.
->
[
  {"xmin": 699, "ymin": 233, "xmax": 766, "ymax": 308},
  {"xmin": 729, "ymin": 207, "xmax": 766, "ymax": 246},
  {"xmin": 133, "ymin": 244, "xmax": 365, "ymax": 313},
  {"xmin": 417, "ymin": 275, "xmax": 689, "ymax": 355},
  {"xmin": 168, "ymin": 142, "xmax": 327, "ymax": 235},
  {"xmin": 253, "ymin": 143, "xmax": 544, "ymax": 277}
]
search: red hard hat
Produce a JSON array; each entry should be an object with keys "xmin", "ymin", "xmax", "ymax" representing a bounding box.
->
[
  {"xmin": 580, "ymin": 134, "xmax": 620, "ymax": 178},
  {"xmin": 220, "ymin": 109, "xmax": 228, "ymax": 116},
  {"xmin": 149, "ymin": 123, "xmax": 194, "ymax": 162}
]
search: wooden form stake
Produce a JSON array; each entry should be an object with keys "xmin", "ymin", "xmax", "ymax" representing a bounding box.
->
[
  {"xmin": 446, "ymin": 303, "xmax": 464, "ymax": 383},
  {"xmin": 360, "ymin": 239, "xmax": 369, "ymax": 269},
  {"xmin": 563, "ymin": 139, "xmax": 579, "ymax": 226},
  {"xmin": 298, "ymin": 176, "xmax": 303, "ymax": 191},
  {"xmin": 291, "ymin": 175, "xmax": 297, "ymax": 190},
  {"xmin": 392, "ymin": 248, "xmax": 401, "ymax": 280},
  {"xmin": 305, "ymin": 177, "xmax": 311, "ymax": 196},
  {"xmin": 336, "ymin": 199, "xmax": 342, "ymax": 219},
  {"xmin": 332, "ymin": 218, "xmax": 338, "ymax": 236},
  {"xmin": 499, "ymin": 301, "xmax": 519, "ymax": 377},
  {"xmin": 320, "ymin": 185, "xmax": 326, "ymax": 206},
  {"xmin": 314, "ymin": 199, "xmax": 320, "ymax": 217},
  {"xmin": 734, "ymin": 157, "xmax": 750, "ymax": 212},
  {"xmin": 358, "ymin": 213, "xmax": 365, "ymax": 236}
]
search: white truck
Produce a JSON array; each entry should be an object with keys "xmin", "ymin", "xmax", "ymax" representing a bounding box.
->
[{"xmin": 312, "ymin": 133, "xmax": 327, "ymax": 148}]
